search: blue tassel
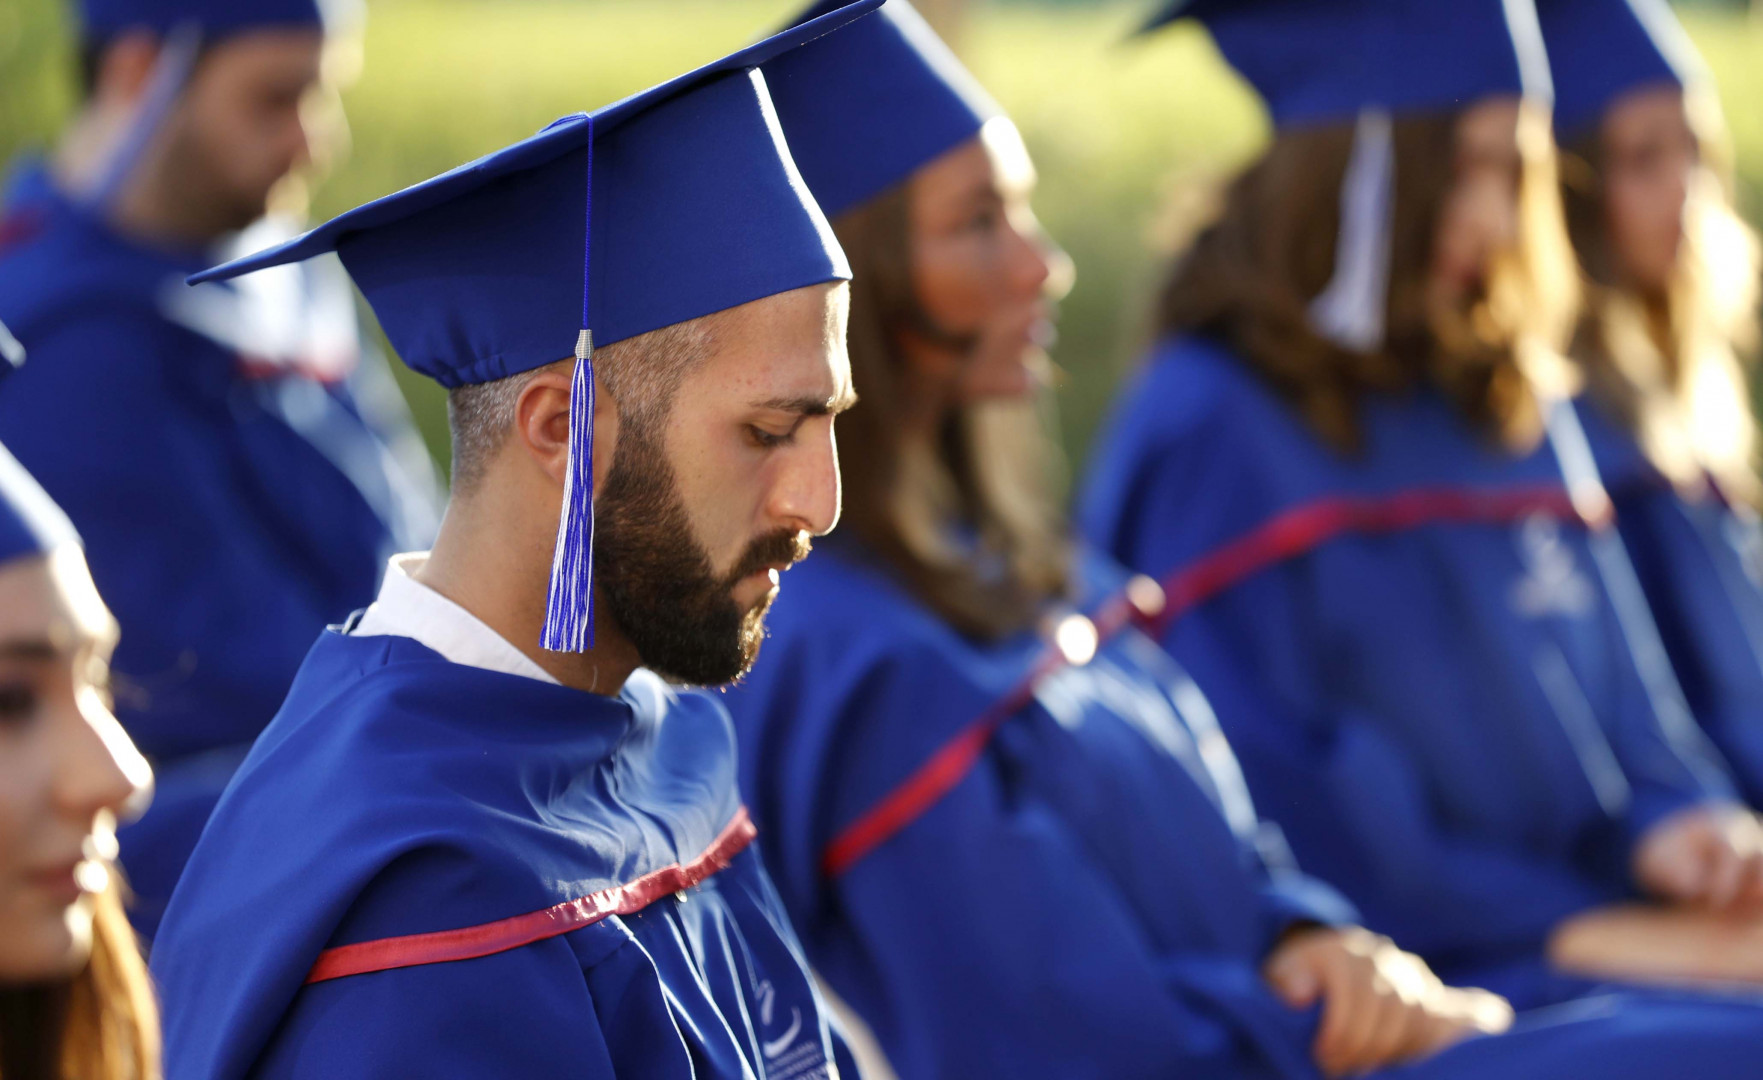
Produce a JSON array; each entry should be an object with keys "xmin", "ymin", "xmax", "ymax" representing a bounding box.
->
[
  {"xmin": 541, "ymin": 333, "xmax": 596, "ymax": 652},
  {"xmin": 541, "ymin": 116, "xmax": 597, "ymax": 653}
]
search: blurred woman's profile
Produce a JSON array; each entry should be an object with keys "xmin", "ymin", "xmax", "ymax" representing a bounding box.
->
[{"xmin": 0, "ymin": 440, "xmax": 156, "ymax": 1080}]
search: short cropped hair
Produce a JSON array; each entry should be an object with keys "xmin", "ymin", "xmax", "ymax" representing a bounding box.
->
[{"xmin": 445, "ymin": 314, "xmax": 722, "ymax": 495}]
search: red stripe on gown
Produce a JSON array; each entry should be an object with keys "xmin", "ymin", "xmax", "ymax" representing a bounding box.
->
[
  {"xmin": 307, "ymin": 807, "xmax": 758, "ymax": 984},
  {"xmin": 820, "ymin": 485, "xmax": 1603, "ymax": 878}
]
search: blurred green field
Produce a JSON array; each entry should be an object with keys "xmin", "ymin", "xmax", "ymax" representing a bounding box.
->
[{"xmin": 4, "ymin": 0, "xmax": 1762, "ymax": 479}]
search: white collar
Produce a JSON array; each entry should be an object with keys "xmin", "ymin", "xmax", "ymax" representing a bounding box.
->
[{"xmin": 352, "ymin": 552, "xmax": 560, "ymax": 685}]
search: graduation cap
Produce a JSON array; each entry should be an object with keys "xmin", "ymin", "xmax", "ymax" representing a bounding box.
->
[
  {"xmin": 78, "ymin": 0, "xmax": 336, "ymax": 41},
  {"xmin": 0, "ymin": 445, "xmax": 80, "ymax": 567},
  {"xmin": 0, "ymin": 321, "xmax": 74, "ymax": 565},
  {"xmin": 1138, "ymin": 0, "xmax": 1553, "ymax": 130},
  {"xmin": 189, "ymin": 0, "xmax": 884, "ymax": 654},
  {"xmin": 0, "ymin": 320, "xmax": 22, "ymax": 379},
  {"xmin": 762, "ymin": 0, "xmax": 1003, "ymax": 220},
  {"xmin": 1538, "ymin": 0, "xmax": 1700, "ymax": 140},
  {"xmin": 1140, "ymin": 0, "xmax": 1551, "ymax": 354}
]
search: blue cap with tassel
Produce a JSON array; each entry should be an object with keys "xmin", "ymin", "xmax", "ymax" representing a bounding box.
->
[{"xmin": 187, "ymin": 0, "xmax": 878, "ymax": 652}]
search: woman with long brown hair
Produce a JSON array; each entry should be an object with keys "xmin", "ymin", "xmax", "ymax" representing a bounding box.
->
[
  {"xmin": 727, "ymin": 2, "xmax": 1763, "ymax": 1077},
  {"xmin": 1079, "ymin": 0, "xmax": 1763, "ymax": 1013},
  {"xmin": 1542, "ymin": 0, "xmax": 1763, "ymax": 810},
  {"xmin": 0, "ymin": 332, "xmax": 157, "ymax": 1079}
]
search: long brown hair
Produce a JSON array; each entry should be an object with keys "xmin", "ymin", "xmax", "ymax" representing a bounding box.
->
[
  {"xmin": 1155, "ymin": 105, "xmax": 1579, "ymax": 453},
  {"xmin": 1557, "ymin": 96, "xmax": 1761, "ymax": 503},
  {"xmin": 830, "ymin": 183, "xmax": 1070, "ymax": 640},
  {"xmin": 0, "ymin": 884, "xmax": 160, "ymax": 1080}
]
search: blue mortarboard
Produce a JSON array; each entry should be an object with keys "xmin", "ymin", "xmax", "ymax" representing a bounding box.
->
[
  {"xmin": 1139, "ymin": 0, "xmax": 1553, "ymax": 129},
  {"xmin": 763, "ymin": 0, "xmax": 1003, "ymax": 219},
  {"xmin": 0, "ymin": 320, "xmax": 21, "ymax": 379},
  {"xmin": 1538, "ymin": 0, "xmax": 1696, "ymax": 140},
  {"xmin": 0, "ymin": 447, "xmax": 80, "ymax": 567},
  {"xmin": 189, "ymin": 0, "xmax": 882, "ymax": 654},
  {"xmin": 79, "ymin": 0, "xmax": 333, "ymax": 41},
  {"xmin": 0, "ymin": 323, "xmax": 77, "ymax": 566}
]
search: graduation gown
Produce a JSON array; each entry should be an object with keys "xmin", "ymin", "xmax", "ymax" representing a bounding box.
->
[
  {"xmin": 151, "ymin": 630, "xmax": 852, "ymax": 1080},
  {"xmin": 1576, "ymin": 397, "xmax": 1763, "ymax": 807},
  {"xmin": 724, "ymin": 541, "xmax": 1763, "ymax": 1078},
  {"xmin": 1077, "ymin": 335, "xmax": 1736, "ymax": 1007},
  {"xmin": 0, "ymin": 161, "xmax": 440, "ymax": 935}
]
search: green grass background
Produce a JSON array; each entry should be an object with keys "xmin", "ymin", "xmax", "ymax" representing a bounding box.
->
[{"xmin": 4, "ymin": 0, "xmax": 1761, "ymax": 478}]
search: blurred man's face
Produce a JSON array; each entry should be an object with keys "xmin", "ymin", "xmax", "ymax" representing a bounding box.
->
[
  {"xmin": 157, "ymin": 28, "xmax": 327, "ymax": 235},
  {"xmin": 593, "ymin": 283, "xmax": 853, "ymax": 686}
]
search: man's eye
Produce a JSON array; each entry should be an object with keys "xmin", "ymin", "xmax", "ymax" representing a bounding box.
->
[{"xmin": 748, "ymin": 426, "xmax": 794, "ymax": 449}]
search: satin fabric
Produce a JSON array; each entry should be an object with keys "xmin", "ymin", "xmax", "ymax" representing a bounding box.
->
[
  {"xmin": 1576, "ymin": 398, "xmax": 1763, "ymax": 807},
  {"xmin": 1078, "ymin": 335, "xmax": 1735, "ymax": 1007},
  {"xmin": 152, "ymin": 630, "xmax": 852, "ymax": 1079}
]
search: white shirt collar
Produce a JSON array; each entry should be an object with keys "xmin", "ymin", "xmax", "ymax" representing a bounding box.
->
[{"xmin": 352, "ymin": 552, "xmax": 560, "ymax": 685}]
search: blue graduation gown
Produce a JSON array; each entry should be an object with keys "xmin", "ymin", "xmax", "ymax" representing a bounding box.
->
[
  {"xmin": 726, "ymin": 543, "xmax": 1360, "ymax": 1079},
  {"xmin": 0, "ymin": 161, "xmax": 440, "ymax": 936},
  {"xmin": 1576, "ymin": 397, "xmax": 1763, "ymax": 807},
  {"xmin": 1077, "ymin": 335, "xmax": 1736, "ymax": 1008},
  {"xmin": 724, "ymin": 541, "xmax": 1763, "ymax": 1077},
  {"xmin": 151, "ymin": 630, "xmax": 852, "ymax": 1080}
]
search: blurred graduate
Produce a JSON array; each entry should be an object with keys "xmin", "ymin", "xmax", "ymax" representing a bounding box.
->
[
  {"xmin": 149, "ymin": 4, "xmax": 884, "ymax": 1076},
  {"xmin": 724, "ymin": 2, "xmax": 1763, "ymax": 1077},
  {"xmin": 1080, "ymin": 0, "xmax": 1763, "ymax": 1008},
  {"xmin": 0, "ymin": 326, "xmax": 159, "ymax": 1079},
  {"xmin": 0, "ymin": 0, "xmax": 441, "ymax": 938},
  {"xmin": 1542, "ymin": 1, "xmax": 1763, "ymax": 815}
]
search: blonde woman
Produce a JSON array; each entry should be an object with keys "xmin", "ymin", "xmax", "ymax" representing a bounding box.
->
[{"xmin": 1545, "ymin": 0, "xmax": 1763, "ymax": 809}]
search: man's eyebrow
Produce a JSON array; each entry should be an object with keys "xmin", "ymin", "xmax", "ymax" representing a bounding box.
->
[{"xmin": 756, "ymin": 388, "xmax": 860, "ymax": 418}]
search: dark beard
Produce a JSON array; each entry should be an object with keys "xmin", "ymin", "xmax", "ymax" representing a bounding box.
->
[{"xmin": 592, "ymin": 420, "xmax": 810, "ymax": 686}]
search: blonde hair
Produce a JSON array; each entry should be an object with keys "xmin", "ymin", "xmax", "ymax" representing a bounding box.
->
[
  {"xmin": 1559, "ymin": 90, "xmax": 1761, "ymax": 502},
  {"xmin": 0, "ymin": 884, "xmax": 160, "ymax": 1080}
]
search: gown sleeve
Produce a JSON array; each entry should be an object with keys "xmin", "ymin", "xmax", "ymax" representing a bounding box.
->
[
  {"xmin": 816, "ymin": 642, "xmax": 1318, "ymax": 1080},
  {"xmin": 1609, "ymin": 484, "xmax": 1763, "ymax": 807},
  {"xmin": 1580, "ymin": 510, "xmax": 1737, "ymax": 844}
]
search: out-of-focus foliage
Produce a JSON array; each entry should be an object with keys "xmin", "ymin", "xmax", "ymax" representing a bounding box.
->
[{"xmin": 3, "ymin": 0, "xmax": 1760, "ymax": 478}]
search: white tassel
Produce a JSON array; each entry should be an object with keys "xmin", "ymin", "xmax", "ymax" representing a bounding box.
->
[{"xmin": 1309, "ymin": 108, "xmax": 1394, "ymax": 354}]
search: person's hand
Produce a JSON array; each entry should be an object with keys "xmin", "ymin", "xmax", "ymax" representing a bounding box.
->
[
  {"xmin": 1263, "ymin": 927, "xmax": 1511, "ymax": 1076},
  {"xmin": 1549, "ymin": 903, "xmax": 1763, "ymax": 985},
  {"xmin": 1634, "ymin": 803, "xmax": 1763, "ymax": 912}
]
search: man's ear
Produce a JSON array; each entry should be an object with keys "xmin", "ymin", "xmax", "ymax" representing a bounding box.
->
[
  {"xmin": 513, "ymin": 363, "xmax": 620, "ymax": 489},
  {"xmin": 92, "ymin": 32, "xmax": 168, "ymax": 109}
]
